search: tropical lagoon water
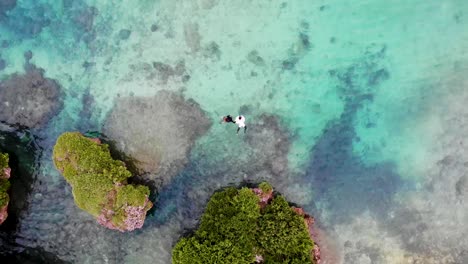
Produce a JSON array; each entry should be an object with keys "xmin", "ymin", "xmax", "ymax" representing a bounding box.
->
[{"xmin": 1, "ymin": 0, "xmax": 468, "ymax": 263}]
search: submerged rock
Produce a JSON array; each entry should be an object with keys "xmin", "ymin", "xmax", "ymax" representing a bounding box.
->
[
  {"xmin": 0, "ymin": 152, "xmax": 11, "ymax": 225},
  {"xmin": 0, "ymin": 59, "xmax": 6, "ymax": 71},
  {"xmin": 103, "ymin": 90, "xmax": 211, "ymax": 185},
  {"xmin": 119, "ymin": 29, "xmax": 131, "ymax": 40},
  {"xmin": 24, "ymin": 50, "xmax": 33, "ymax": 61},
  {"xmin": 0, "ymin": 0, "xmax": 16, "ymax": 16},
  {"xmin": 0, "ymin": 65, "xmax": 63, "ymax": 128},
  {"xmin": 0, "ymin": 125, "xmax": 38, "ymax": 231},
  {"xmin": 172, "ymin": 182, "xmax": 318, "ymax": 264},
  {"xmin": 244, "ymin": 114, "xmax": 290, "ymax": 177},
  {"xmin": 150, "ymin": 24, "xmax": 159, "ymax": 32},
  {"xmin": 52, "ymin": 132, "xmax": 152, "ymax": 232}
]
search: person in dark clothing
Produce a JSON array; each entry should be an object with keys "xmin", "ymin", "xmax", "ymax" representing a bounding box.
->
[{"xmin": 221, "ymin": 115, "xmax": 236, "ymax": 124}]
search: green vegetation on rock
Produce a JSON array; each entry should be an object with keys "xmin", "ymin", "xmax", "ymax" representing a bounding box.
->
[
  {"xmin": 0, "ymin": 153, "xmax": 10, "ymax": 207},
  {"xmin": 257, "ymin": 196, "xmax": 313, "ymax": 263},
  {"xmin": 0, "ymin": 179, "xmax": 10, "ymax": 208},
  {"xmin": 53, "ymin": 132, "xmax": 151, "ymax": 231},
  {"xmin": 172, "ymin": 183, "xmax": 315, "ymax": 264},
  {"xmin": 53, "ymin": 132, "xmax": 131, "ymax": 184},
  {"xmin": 259, "ymin": 182, "xmax": 273, "ymax": 193}
]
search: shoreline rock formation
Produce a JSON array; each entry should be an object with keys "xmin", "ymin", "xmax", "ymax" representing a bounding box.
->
[
  {"xmin": 0, "ymin": 152, "xmax": 11, "ymax": 225},
  {"xmin": 172, "ymin": 182, "xmax": 320, "ymax": 264},
  {"xmin": 254, "ymin": 183, "xmax": 321, "ymax": 264},
  {"xmin": 52, "ymin": 132, "xmax": 152, "ymax": 232}
]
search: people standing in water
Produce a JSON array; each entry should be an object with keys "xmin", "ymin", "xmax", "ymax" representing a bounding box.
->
[
  {"xmin": 221, "ymin": 114, "xmax": 247, "ymax": 134},
  {"xmin": 235, "ymin": 115, "xmax": 247, "ymax": 134}
]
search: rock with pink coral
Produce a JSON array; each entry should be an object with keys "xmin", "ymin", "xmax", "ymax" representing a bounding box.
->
[
  {"xmin": 292, "ymin": 206, "xmax": 321, "ymax": 264},
  {"xmin": 0, "ymin": 205, "xmax": 8, "ymax": 225},
  {"xmin": 0, "ymin": 152, "xmax": 11, "ymax": 225},
  {"xmin": 2, "ymin": 167, "xmax": 11, "ymax": 179},
  {"xmin": 252, "ymin": 182, "xmax": 274, "ymax": 208},
  {"xmin": 53, "ymin": 132, "xmax": 153, "ymax": 232}
]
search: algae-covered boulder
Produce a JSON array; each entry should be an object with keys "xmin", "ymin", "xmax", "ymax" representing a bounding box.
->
[
  {"xmin": 103, "ymin": 90, "xmax": 211, "ymax": 185},
  {"xmin": 53, "ymin": 132, "xmax": 152, "ymax": 232},
  {"xmin": 0, "ymin": 152, "xmax": 11, "ymax": 225},
  {"xmin": 0, "ymin": 65, "xmax": 63, "ymax": 128},
  {"xmin": 172, "ymin": 182, "xmax": 317, "ymax": 264}
]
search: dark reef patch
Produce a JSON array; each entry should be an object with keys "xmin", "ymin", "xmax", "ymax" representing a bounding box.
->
[
  {"xmin": 0, "ymin": 0, "xmax": 16, "ymax": 18},
  {"xmin": 0, "ymin": 246, "xmax": 69, "ymax": 264},
  {"xmin": 0, "ymin": 124, "xmax": 41, "ymax": 256},
  {"xmin": 304, "ymin": 45, "xmax": 402, "ymax": 224},
  {"xmin": 247, "ymin": 50, "xmax": 265, "ymax": 66},
  {"xmin": 3, "ymin": 4, "xmax": 51, "ymax": 37},
  {"xmin": 151, "ymin": 60, "xmax": 187, "ymax": 83},
  {"xmin": 0, "ymin": 59, "xmax": 5, "ymax": 71},
  {"xmin": 281, "ymin": 28, "xmax": 312, "ymax": 71},
  {"xmin": 202, "ymin": 41, "xmax": 221, "ymax": 61},
  {"xmin": 118, "ymin": 29, "xmax": 131, "ymax": 40},
  {"xmin": 299, "ymin": 32, "xmax": 311, "ymax": 50},
  {"xmin": 282, "ymin": 58, "xmax": 299, "ymax": 70},
  {"xmin": 2, "ymin": 0, "xmax": 98, "ymax": 46},
  {"xmin": 0, "ymin": 65, "xmax": 64, "ymax": 129},
  {"xmin": 24, "ymin": 50, "xmax": 33, "ymax": 62},
  {"xmin": 76, "ymin": 88, "xmax": 99, "ymax": 132},
  {"xmin": 1, "ymin": 40, "xmax": 10, "ymax": 48},
  {"xmin": 103, "ymin": 90, "xmax": 212, "ymax": 188},
  {"xmin": 367, "ymin": 68, "xmax": 390, "ymax": 86},
  {"xmin": 72, "ymin": 5, "xmax": 97, "ymax": 33}
]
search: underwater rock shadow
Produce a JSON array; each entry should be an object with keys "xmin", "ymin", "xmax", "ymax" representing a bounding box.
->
[
  {"xmin": 304, "ymin": 45, "xmax": 403, "ymax": 225},
  {"xmin": 305, "ymin": 108, "xmax": 403, "ymax": 225},
  {"xmin": 0, "ymin": 64, "xmax": 64, "ymax": 130},
  {"xmin": 0, "ymin": 124, "xmax": 43, "ymax": 255}
]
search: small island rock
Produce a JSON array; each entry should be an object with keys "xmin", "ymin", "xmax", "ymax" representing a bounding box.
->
[{"xmin": 53, "ymin": 132, "xmax": 152, "ymax": 232}]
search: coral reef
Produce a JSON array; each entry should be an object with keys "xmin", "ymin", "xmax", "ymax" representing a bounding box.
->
[
  {"xmin": 172, "ymin": 182, "xmax": 317, "ymax": 264},
  {"xmin": 0, "ymin": 65, "xmax": 63, "ymax": 129},
  {"xmin": 0, "ymin": 0, "xmax": 16, "ymax": 18},
  {"xmin": 103, "ymin": 90, "xmax": 211, "ymax": 185},
  {"xmin": 0, "ymin": 152, "xmax": 11, "ymax": 225},
  {"xmin": 53, "ymin": 132, "xmax": 152, "ymax": 232}
]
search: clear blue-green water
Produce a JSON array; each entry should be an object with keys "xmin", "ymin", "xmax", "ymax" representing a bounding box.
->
[{"xmin": 1, "ymin": 0, "xmax": 468, "ymax": 263}]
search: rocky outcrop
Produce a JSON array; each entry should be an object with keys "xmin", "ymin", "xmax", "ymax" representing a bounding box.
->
[
  {"xmin": 293, "ymin": 207, "xmax": 321, "ymax": 264},
  {"xmin": 53, "ymin": 132, "xmax": 152, "ymax": 232},
  {"xmin": 253, "ymin": 182, "xmax": 321, "ymax": 264},
  {"xmin": 173, "ymin": 182, "xmax": 319, "ymax": 264},
  {"xmin": 0, "ymin": 152, "xmax": 11, "ymax": 225},
  {"xmin": 103, "ymin": 90, "xmax": 211, "ymax": 185},
  {"xmin": 0, "ymin": 65, "xmax": 63, "ymax": 128},
  {"xmin": 252, "ymin": 182, "xmax": 274, "ymax": 208}
]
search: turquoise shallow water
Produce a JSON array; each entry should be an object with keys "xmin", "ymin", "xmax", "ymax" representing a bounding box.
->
[{"xmin": 1, "ymin": 0, "xmax": 468, "ymax": 263}]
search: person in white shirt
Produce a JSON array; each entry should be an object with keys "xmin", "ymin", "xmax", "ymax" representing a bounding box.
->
[{"xmin": 235, "ymin": 115, "xmax": 247, "ymax": 134}]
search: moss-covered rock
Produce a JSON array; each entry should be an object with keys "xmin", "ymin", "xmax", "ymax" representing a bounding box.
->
[
  {"xmin": 172, "ymin": 182, "xmax": 317, "ymax": 264},
  {"xmin": 0, "ymin": 152, "xmax": 11, "ymax": 224},
  {"xmin": 53, "ymin": 132, "xmax": 152, "ymax": 232}
]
